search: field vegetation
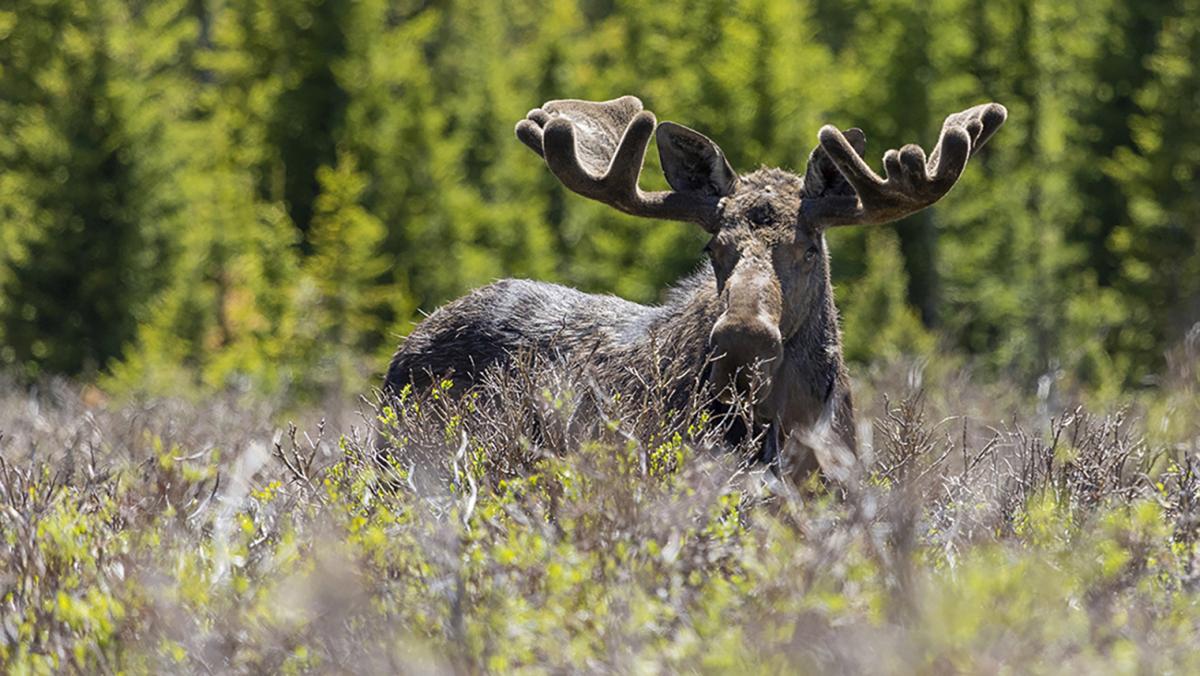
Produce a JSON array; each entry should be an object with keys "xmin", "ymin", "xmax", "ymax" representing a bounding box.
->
[{"xmin": 2, "ymin": 342, "xmax": 1198, "ymax": 672}]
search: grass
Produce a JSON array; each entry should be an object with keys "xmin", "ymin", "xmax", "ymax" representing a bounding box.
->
[{"xmin": 1, "ymin": 350, "xmax": 1199, "ymax": 674}]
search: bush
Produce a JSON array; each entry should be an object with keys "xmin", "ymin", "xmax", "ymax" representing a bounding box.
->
[{"xmin": 1, "ymin": 364, "xmax": 1199, "ymax": 673}]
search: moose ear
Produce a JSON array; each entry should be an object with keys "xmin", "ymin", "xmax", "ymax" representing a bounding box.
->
[
  {"xmin": 802, "ymin": 127, "xmax": 866, "ymax": 199},
  {"xmin": 656, "ymin": 122, "xmax": 738, "ymax": 197}
]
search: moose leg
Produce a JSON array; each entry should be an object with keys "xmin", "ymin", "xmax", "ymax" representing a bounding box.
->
[{"xmin": 758, "ymin": 419, "xmax": 781, "ymax": 468}]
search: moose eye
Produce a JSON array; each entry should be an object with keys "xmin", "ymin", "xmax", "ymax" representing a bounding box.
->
[{"xmin": 804, "ymin": 246, "xmax": 820, "ymax": 261}]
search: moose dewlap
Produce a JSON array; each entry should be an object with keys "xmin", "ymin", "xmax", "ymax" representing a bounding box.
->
[{"xmin": 384, "ymin": 95, "xmax": 1006, "ymax": 481}]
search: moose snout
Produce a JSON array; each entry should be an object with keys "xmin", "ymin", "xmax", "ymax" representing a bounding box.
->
[{"xmin": 710, "ymin": 314, "xmax": 783, "ymax": 404}]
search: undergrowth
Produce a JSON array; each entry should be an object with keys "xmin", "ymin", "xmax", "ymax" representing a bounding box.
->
[{"xmin": 1, "ymin": 353, "xmax": 1199, "ymax": 674}]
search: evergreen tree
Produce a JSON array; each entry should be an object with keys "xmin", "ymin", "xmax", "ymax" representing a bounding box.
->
[
  {"xmin": 0, "ymin": 0, "xmax": 169, "ymax": 379},
  {"xmin": 835, "ymin": 0, "xmax": 940, "ymax": 325},
  {"xmin": 105, "ymin": 0, "xmax": 306, "ymax": 396},
  {"xmin": 841, "ymin": 230, "xmax": 936, "ymax": 364},
  {"xmin": 296, "ymin": 151, "xmax": 392, "ymax": 393},
  {"xmin": 1109, "ymin": 0, "xmax": 1200, "ymax": 380},
  {"xmin": 0, "ymin": 0, "xmax": 1195, "ymax": 398}
]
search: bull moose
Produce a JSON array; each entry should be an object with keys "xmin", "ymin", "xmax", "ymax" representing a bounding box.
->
[{"xmin": 384, "ymin": 95, "xmax": 1006, "ymax": 479}]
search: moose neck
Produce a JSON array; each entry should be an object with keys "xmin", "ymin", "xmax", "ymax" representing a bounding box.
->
[
  {"xmin": 769, "ymin": 260, "xmax": 846, "ymax": 432},
  {"xmin": 787, "ymin": 261, "xmax": 842, "ymax": 362}
]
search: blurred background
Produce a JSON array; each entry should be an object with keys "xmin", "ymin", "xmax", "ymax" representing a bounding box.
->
[{"xmin": 0, "ymin": 0, "xmax": 1196, "ymax": 404}]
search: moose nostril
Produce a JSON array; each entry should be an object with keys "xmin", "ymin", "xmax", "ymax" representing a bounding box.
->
[{"xmin": 711, "ymin": 316, "xmax": 783, "ymax": 367}]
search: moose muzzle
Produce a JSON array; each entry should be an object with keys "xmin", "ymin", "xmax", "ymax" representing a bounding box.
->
[{"xmin": 709, "ymin": 262, "xmax": 784, "ymax": 406}]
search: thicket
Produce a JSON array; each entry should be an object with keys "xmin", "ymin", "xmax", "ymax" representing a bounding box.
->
[
  {"xmin": 2, "ymin": 0, "xmax": 1198, "ymax": 400},
  {"xmin": 1, "ymin": 345, "xmax": 1199, "ymax": 672}
]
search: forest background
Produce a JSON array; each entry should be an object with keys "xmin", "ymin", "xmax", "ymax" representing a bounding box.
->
[{"xmin": 2, "ymin": 0, "xmax": 1198, "ymax": 405}]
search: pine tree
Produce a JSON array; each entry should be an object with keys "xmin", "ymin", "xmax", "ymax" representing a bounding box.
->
[
  {"xmin": 104, "ymin": 0, "xmax": 306, "ymax": 396},
  {"xmin": 0, "ymin": 0, "xmax": 167, "ymax": 379},
  {"xmin": 1108, "ymin": 0, "xmax": 1200, "ymax": 380},
  {"xmin": 296, "ymin": 151, "xmax": 392, "ymax": 393},
  {"xmin": 841, "ymin": 230, "xmax": 936, "ymax": 364}
]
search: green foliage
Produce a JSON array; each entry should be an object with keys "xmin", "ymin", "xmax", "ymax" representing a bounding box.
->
[
  {"xmin": 0, "ymin": 0, "xmax": 172, "ymax": 379},
  {"xmin": 1, "ymin": 0, "xmax": 1198, "ymax": 398},
  {"xmin": 2, "ymin": 370, "xmax": 1199, "ymax": 672},
  {"xmin": 1106, "ymin": 1, "xmax": 1200, "ymax": 381},
  {"xmin": 294, "ymin": 151, "xmax": 394, "ymax": 392},
  {"xmin": 841, "ymin": 230, "xmax": 936, "ymax": 364}
]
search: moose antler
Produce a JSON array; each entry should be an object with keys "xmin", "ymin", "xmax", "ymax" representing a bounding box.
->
[
  {"xmin": 810, "ymin": 103, "xmax": 1007, "ymax": 227},
  {"xmin": 515, "ymin": 96, "xmax": 721, "ymax": 225}
]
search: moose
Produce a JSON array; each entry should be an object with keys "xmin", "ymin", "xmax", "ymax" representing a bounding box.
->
[{"xmin": 384, "ymin": 95, "xmax": 1006, "ymax": 479}]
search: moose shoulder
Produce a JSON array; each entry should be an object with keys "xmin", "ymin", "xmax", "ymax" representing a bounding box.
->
[{"xmin": 384, "ymin": 95, "xmax": 1006, "ymax": 480}]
